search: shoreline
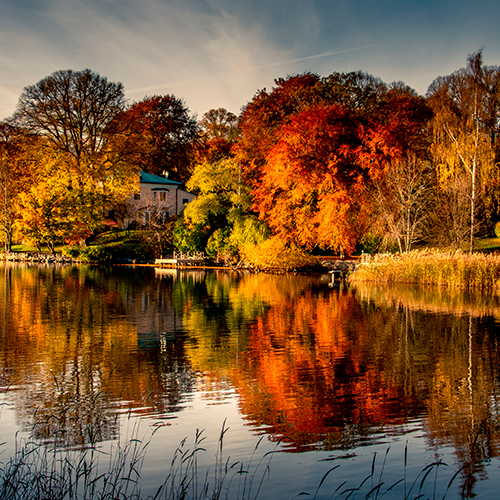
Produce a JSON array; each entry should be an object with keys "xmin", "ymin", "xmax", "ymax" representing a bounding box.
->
[{"xmin": 0, "ymin": 251, "xmax": 357, "ymax": 274}]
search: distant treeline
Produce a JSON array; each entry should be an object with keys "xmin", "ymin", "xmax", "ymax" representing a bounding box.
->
[{"xmin": 1, "ymin": 50, "xmax": 499, "ymax": 263}]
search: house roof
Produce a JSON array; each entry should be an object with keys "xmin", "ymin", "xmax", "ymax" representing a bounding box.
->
[{"xmin": 139, "ymin": 171, "xmax": 182, "ymax": 186}]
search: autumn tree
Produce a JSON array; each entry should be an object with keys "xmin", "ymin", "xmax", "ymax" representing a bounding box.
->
[
  {"xmin": 369, "ymin": 156, "xmax": 434, "ymax": 252},
  {"xmin": 466, "ymin": 52, "xmax": 500, "ymax": 164},
  {"xmin": 11, "ymin": 69, "xmax": 138, "ymax": 241},
  {"xmin": 194, "ymin": 108, "xmax": 239, "ymax": 164},
  {"xmin": 0, "ymin": 124, "xmax": 36, "ymax": 252},
  {"xmin": 199, "ymin": 107, "xmax": 239, "ymax": 141},
  {"xmin": 109, "ymin": 95, "xmax": 199, "ymax": 182},
  {"xmin": 236, "ymin": 73, "xmax": 326, "ymax": 182},
  {"xmin": 236, "ymin": 71, "xmax": 393, "ymax": 183},
  {"xmin": 12, "ymin": 69, "xmax": 125, "ymax": 175},
  {"xmin": 322, "ymin": 71, "xmax": 387, "ymax": 113},
  {"xmin": 13, "ymin": 144, "xmax": 75, "ymax": 251},
  {"xmin": 252, "ymin": 105, "xmax": 370, "ymax": 254},
  {"xmin": 428, "ymin": 51, "xmax": 497, "ymax": 251}
]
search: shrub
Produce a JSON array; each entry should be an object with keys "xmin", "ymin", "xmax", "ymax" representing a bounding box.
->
[
  {"xmin": 61, "ymin": 246, "xmax": 81, "ymax": 259},
  {"xmin": 206, "ymin": 228, "xmax": 238, "ymax": 263},
  {"xmin": 78, "ymin": 245, "xmax": 114, "ymax": 264},
  {"xmin": 242, "ymin": 237, "xmax": 319, "ymax": 272}
]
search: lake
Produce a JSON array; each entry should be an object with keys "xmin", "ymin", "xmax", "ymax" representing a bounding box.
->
[{"xmin": 1, "ymin": 262, "xmax": 500, "ymax": 498}]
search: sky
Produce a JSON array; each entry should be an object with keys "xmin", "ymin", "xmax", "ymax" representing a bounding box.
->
[{"xmin": 1, "ymin": 0, "xmax": 499, "ymax": 121}]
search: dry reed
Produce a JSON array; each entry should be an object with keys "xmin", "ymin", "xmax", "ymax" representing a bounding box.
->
[{"xmin": 351, "ymin": 249, "xmax": 500, "ymax": 290}]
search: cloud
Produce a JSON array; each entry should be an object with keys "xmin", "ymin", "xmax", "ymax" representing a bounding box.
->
[{"xmin": 1, "ymin": 0, "xmax": 499, "ymax": 119}]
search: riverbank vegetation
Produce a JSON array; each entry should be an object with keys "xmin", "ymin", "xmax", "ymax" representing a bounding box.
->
[
  {"xmin": 1, "ymin": 51, "xmax": 500, "ymax": 269},
  {"xmin": 351, "ymin": 249, "xmax": 500, "ymax": 289}
]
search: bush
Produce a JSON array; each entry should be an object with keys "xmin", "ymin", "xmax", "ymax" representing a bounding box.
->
[
  {"xmin": 242, "ymin": 237, "xmax": 319, "ymax": 272},
  {"xmin": 494, "ymin": 221, "xmax": 500, "ymax": 239},
  {"xmin": 64, "ymin": 245, "xmax": 114, "ymax": 264},
  {"xmin": 206, "ymin": 228, "xmax": 238, "ymax": 263},
  {"xmin": 61, "ymin": 246, "xmax": 81, "ymax": 259}
]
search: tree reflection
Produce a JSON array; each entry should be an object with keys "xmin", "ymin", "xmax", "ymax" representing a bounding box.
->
[
  {"xmin": 2, "ymin": 263, "xmax": 500, "ymax": 496},
  {"xmin": 351, "ymin": 283, "xmax": 500, "ymax": 495},
  {"xmin": 0, "ymin": 263, "xmax": 195, "ymax": 446}
]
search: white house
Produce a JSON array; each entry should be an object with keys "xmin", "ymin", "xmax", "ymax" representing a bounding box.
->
[{"xmin": 123, "ymin": 171, "xmax": 196, "ymax": 228}]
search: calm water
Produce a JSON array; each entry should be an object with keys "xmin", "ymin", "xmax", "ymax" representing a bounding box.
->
[{"xmin": 2, "ymin": 262, "xmax": 500, "ymax": 498}]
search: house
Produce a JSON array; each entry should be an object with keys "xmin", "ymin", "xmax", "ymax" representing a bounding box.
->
[{"xmin": 122, "ymin": 171, "xmax": 196, "ymax": 228}]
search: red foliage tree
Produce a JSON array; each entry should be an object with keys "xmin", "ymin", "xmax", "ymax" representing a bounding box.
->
[
  {"xmin": 107, "ymin": 95, "xmax": 199, "ymax": 182},
  {"xmin": 251, "ymin": 92, "xmax": 432, "ymax": 253},
  {"xmin": 236, "ymin": 73, "xmax": 325, "ymax": 182},
  {"xmin": 253, "ymin": 105, "xmax": 370, "ymax": 253}
]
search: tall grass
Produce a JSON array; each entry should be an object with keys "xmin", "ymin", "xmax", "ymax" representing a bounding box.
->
[
  {"xmin": 0, "ymin": 420, "xmax": 277, "ymax": 500},
  {"xmin": 0, "ymin": 421, "xmax": 467, "ymax": 500},
  {"xmin": 351, "ymin": 249, "xmax": 500, "ymax": 290}
]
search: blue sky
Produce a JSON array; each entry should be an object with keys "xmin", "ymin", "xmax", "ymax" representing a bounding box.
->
[{"xmin": 1, "ymin": 0, "xmax": 499, "ymax": 120}]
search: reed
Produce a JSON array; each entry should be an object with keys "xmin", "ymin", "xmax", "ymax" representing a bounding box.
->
[
  {"xmin": 0, "ymin": 421, "xmax": 467, "ymax": 500},
  {"xmin": 351, "ymin": 249, "xmax": 500, "ymax": 290},
  {"xmin": 0, "ymin": 420, "xmax": 276, "ymax": 500}
]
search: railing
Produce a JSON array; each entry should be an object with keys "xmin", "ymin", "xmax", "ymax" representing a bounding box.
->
[{"xmin": 173, "ymin": 251, "xmax": 205, "ymax": 260}]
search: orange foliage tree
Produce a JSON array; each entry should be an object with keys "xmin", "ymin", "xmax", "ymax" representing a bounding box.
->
[
  {"xmin": 252, "ymin": 105, "xmax": 368, "ymax": 253},
  {"xmin": 107, "ymin": 95, "xmax": 200, "ymax": 182},
  {"xmin": 237, "ymin": 73, "xmax": 432, "ymax": 254}
]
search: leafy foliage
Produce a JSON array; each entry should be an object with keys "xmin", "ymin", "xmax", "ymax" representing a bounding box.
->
[
  {"xmin": 241, "ymin": 236, "xmax": 319, "ymax": 271},
  {"xmin": 109, "ymin": 95, "xmax": 199, "ymax": 182},
  {"xmin": 428, "ymin": 50, "xmax": 498, "ymax": 250}
]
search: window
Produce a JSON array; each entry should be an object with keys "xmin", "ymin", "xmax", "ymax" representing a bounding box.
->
[
  {"xmin": 182, "ymin": 198, "xmax": 189, "ymax": 205},
  {"xmin": 153, "ymin": 190, "xmax": 167, "ymax": 201},
  {"xmin": 133, "ymin": 192, "xmax": 141, "ymax": 200}
]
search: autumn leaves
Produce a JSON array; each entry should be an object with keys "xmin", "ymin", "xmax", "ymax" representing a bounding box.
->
[
  {"xmin": 235, "ymin": 74, "xmax": 432, "ymax": 255},
  {"xmin": 2, "ymin": 51, "xmax": 499, "ymax": 258}
]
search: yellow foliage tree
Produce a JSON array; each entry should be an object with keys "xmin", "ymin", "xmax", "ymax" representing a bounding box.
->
[{"xmin": 428, "ymin": 51, "xmax": 497, "ymax": 251}]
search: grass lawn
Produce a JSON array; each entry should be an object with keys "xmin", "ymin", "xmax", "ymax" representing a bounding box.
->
[
  {"xmin": 472, "ymin": 237, "xmax": 500, "ymax": 252},
  {"xmin": 9, "ymin": 244, "xmax": 65, "ymax": 253}
]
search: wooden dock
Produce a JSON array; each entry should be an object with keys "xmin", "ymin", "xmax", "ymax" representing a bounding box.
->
[{"xmin": 155, "ymin": 252, "xmax": 206, "ymax": 268}]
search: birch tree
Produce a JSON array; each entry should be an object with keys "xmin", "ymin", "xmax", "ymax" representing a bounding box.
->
[
  {"xmin": 428, "ymin": 51, "xmax": 496, "ymax": 251},
  {"xmin": 370, "ymin": 156, "xmax": 434, "ymax": 252}
]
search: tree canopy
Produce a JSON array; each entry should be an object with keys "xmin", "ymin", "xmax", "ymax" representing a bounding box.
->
[
  {"xmin": 12, "ymin": 69, "xmax": 125, "ymax": 172},
  {"xmin": 108, "ymin": 95, "xmax": 200, "ymax": 182},
  {"xmin": 5, "ymin": 53, "xmax": 500, "ymax": 257}
]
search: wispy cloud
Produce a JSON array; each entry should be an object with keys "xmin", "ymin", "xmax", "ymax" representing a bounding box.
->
[
  {"xmin": 0, "ymin": 0, "xmax": 499, "ymax": 119},
  {"xmin": 128, "ymin": 44, "xmax": 377, "ymax": 95}
]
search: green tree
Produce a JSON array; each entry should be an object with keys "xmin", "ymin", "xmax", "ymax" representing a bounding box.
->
[
  {"xmin": 178, "ymin": 158, "xmax": 267, "ymax": 261},
  {"xmin": 184, "ymin": 158, "xmax": 250, "ymax": 225}
]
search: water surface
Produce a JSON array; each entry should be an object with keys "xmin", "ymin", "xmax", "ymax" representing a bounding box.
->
[{"xmin": 1, "ymin": 263, "xmax": 500, "ymax": 498}]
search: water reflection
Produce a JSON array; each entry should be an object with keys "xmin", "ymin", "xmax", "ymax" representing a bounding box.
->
[{"xmin": 1, "ymin": 263, "xmax": 500, "ymax": 496}]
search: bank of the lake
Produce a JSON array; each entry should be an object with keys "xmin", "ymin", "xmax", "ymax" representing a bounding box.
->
[{"xmin": 350, "ymin": 249, "xmax": 500, "ymax": 289}]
